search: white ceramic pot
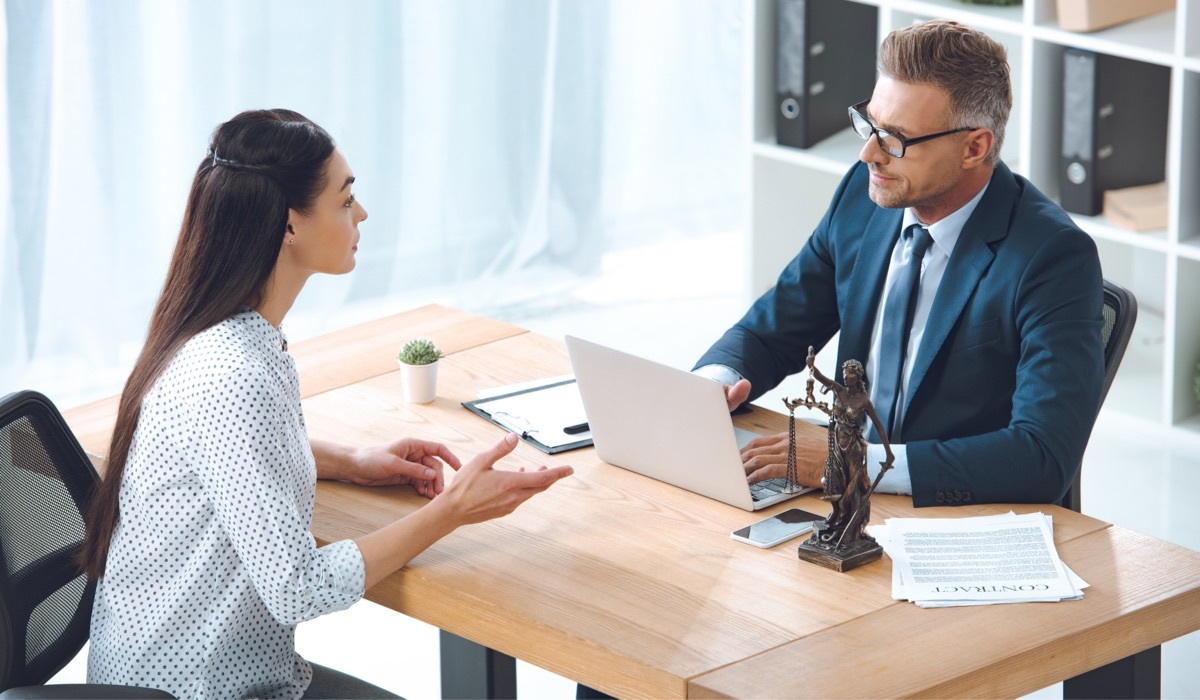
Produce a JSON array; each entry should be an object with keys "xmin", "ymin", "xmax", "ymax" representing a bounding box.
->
[{"xmin": 399, "ymin": 360, "xmax": 438, "ymax": 403}]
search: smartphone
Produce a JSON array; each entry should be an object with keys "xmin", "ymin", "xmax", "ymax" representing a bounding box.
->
[{"xmin": 730, "ymin": 508, "xmax": 825, "ymax": 548}]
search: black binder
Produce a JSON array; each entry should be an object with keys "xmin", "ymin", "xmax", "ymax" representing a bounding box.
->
[
  {"xmin": 1060, "ymin": 48, "xmax": 1170, "ymax": 216},
  {"xmin": 775, "ymin": 0, "xmax": 878, "ymax": 150}
]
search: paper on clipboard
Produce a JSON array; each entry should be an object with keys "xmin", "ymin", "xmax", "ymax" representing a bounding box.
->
[{"xmin": 462, "ymin": 377, "xmax": 592, "ymax": 453}]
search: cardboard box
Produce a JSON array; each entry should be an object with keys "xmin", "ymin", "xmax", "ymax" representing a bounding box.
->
[
  {"xmin": 1103, "ymin": 181, "xmax": 1169, "ymax": 232},
  {"xmin": 1057, "ymin": 0, "xmax": 1175, "ymax": 32}
]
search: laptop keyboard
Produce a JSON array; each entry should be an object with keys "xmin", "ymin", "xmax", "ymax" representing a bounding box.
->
[{"xmin": 750, "ymin": 477, "xmax": 789, "ymax": 501}]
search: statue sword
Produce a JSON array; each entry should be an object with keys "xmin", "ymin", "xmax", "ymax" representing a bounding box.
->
[{"xmin": 833, "ymin": 449, "xmax": 894, "ymax": 553}]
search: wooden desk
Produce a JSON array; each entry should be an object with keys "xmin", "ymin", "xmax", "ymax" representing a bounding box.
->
[
  {"xmin": 691, "ymin": 525, "xmax": 1199, "ymax": 698},
  {"xmin": 299, "ymin": 323, "xmax": 1200, "ymax": 698},
  {"xmin": 64, "ymin": 307, "xmax": 1200, "ymax": 698}
]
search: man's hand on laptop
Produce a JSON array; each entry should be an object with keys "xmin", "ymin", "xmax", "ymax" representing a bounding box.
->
[
  {"xmin": 723, "ymin": 379, "xmax": 751, "ymax": 412},
  {"xmin": 740, "ymin": 431, "xmax": 828, "ymax": 486}
]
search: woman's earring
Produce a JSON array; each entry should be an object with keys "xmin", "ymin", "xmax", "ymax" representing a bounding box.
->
[{"xmin": 288, "ymin": 237, "xmax": 296, "ymax": 245}]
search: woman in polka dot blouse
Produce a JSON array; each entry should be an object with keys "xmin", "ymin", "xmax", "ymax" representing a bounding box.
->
[{"xmin": 77, "ymin": 109, "xmax": 574, "ymax": 699}]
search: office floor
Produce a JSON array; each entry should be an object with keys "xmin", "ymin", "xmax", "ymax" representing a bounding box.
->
[{"xmin": 53, "ymin": 232, "xmax": 1200, "ymax": 698}]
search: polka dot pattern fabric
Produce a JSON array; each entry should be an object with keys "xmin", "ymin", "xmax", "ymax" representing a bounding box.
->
[{"xmin": 88, "ymin": 310, "xmax": 365, "ymax": 699}]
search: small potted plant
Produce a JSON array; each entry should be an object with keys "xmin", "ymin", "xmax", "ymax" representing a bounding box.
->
[{"xmin": 396, "ymin": 337, "xmax": 443, "ymax": 404}]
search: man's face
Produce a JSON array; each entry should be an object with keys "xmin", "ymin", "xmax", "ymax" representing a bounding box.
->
[{"xmin": 858, "ymin": 77, "xmax": 971, "ymax": 217}]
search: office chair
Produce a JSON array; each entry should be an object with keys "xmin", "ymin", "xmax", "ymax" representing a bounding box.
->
[
  {"xmin": 1061, "ymin": 279, "xmax": 1138, "ymax": 513},
  {"xmin": 0, "ymin": 390, "xmax": 172, "ymax": 699}
]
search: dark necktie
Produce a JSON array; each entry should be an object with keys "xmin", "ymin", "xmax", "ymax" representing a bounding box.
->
[{"xmin": 873, "ymin": 223, "xmax": 933, "ymax": 444}]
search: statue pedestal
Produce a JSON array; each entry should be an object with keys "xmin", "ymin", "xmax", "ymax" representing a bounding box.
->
[{"xmin": 796, "ymin": 524, "xmax": 883, "ymax": 573}]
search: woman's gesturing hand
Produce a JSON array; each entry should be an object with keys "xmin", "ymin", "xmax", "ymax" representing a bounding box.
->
[
  {"xmin": 439, "ymin": 433, "xmax": 574, "ymax": 527},
  {"xmin": 347, "ymin": 438, "xmax": 464, "ymax": 498}
]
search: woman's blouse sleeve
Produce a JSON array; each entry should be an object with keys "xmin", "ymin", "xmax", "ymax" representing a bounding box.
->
[{"xmin": 191, "ymin": 365, "xmax": 364, "ymax": 626}]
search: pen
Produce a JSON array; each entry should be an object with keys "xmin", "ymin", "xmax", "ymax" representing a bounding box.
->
[{"xmin": 563, "ymin": 421, "xmax": 589, "ymax": 435}]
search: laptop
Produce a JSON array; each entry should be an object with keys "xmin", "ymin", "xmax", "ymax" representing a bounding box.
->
[{"xmin": 565, "ymin": 335, "xmax": 815, "ymax": 511}]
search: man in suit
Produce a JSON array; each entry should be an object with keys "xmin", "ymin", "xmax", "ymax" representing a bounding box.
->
[{"xmin": 695, "ymin": 19, "xmax": 1104, "ymax": 508}]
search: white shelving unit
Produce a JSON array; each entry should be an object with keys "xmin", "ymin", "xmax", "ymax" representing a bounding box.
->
[{"xmin": 744, "ymin": 0, "xmax": 1200, "ymax": 434}]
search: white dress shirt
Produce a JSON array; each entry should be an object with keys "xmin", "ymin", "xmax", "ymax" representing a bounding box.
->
[
  {"xmin": 864, "ymin": 183, "xmax": 989, "ymax": 494},
  {"xmin": 88, "ymin": 310, "xmax": 365, "ymax": 700}
]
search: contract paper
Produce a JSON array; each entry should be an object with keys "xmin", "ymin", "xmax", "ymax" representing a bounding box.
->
[{"xmin": 867, "ymin": 512, "xmax": 1088, "ymax": 608}]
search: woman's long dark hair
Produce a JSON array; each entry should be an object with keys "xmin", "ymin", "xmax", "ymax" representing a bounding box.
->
[{"xmin": 80, "ymin": 109, "xmax": 335, "ymax": 579}]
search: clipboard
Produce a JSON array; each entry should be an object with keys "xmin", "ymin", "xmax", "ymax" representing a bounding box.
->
[{"xmin": 462, "ymin": 378, "xmax": 593, "ymax": 454}]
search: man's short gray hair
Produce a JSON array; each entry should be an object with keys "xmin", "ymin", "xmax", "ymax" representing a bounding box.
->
[{"xmin": 878, "ymin": 20, "xmax": 1012, "ymax": 164}]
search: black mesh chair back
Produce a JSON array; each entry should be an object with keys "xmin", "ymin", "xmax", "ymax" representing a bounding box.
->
[
  {"xmin": 1062, "ymin": 279, "xmax": 1138, "ymax": 512},
  {"xmin": 0, "ymin": 391, "xmax": 97, "ymax": 690},
  {"xmin": 0, "ymin": 391, "xmax": 172, "ymax": 699}
]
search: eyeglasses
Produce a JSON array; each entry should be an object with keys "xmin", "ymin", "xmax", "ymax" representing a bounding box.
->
[{"xmin": 848, "ymin": 99, "xmax": 977, "ymax": 158}]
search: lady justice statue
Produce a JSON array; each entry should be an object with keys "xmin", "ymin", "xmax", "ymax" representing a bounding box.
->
[{"xmin": 783, "ymin": 346, "xmax": 895, "ymax": 572}]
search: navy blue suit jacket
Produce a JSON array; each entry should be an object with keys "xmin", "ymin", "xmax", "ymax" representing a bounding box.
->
[{"xmin": 696, "ymin": 161, "xmax": 1104, "ymax": 507}]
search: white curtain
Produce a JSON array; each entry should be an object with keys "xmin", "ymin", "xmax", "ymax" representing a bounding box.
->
[{"xmin": 1, "ymin": 0, "xmax": 743, "ymax": 407}]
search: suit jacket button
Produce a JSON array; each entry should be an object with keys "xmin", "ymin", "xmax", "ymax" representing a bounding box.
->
[
  {"xmin": 936, "ymin": 491, "xmax": 945, "ymax": 503},
  {"xmin": 964, "ymin": 490, "xmax": 973, "ymax": 501},
  {"xmin": 953, "ymin": 490, "xmax": 962, "ymax": 502}
]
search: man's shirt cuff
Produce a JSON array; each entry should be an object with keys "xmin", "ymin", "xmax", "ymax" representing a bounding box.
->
[
  {"xmin": 867, "ymin": 442, "xmax": 912, "ymax": 495},
  {"xmin": 693, "ymin": 363, "xmax": 744, "ymax": 386}
]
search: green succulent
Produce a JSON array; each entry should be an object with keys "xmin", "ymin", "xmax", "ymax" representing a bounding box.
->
[{"xmin": 397, "ymin": 337, "xmax": 443, "ymax": 366}]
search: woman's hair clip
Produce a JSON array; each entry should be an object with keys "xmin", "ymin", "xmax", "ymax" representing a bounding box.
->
[{"xmin": 210, "ymin": 150, "xmax": 239, "ymax": 168}]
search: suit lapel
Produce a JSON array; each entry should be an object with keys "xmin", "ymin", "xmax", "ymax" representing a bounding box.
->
[
  {"xmin": 904, "ymin": 164, "xmax": 1018, "ymax": 416},
  {"xmin": 839, "ymin": 206, "xmax": 903, "ymax": 377}
]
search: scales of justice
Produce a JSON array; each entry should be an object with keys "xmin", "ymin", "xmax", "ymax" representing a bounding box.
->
[{"xmin": 781, "ymin": 346, "xmax": 896, "ymax": 572}]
